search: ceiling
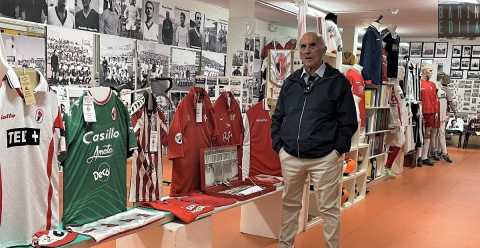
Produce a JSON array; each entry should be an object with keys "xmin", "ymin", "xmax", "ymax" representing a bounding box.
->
[{"xmin": 199, "ymin": 0, "xmax": 439, "ymax": 38}]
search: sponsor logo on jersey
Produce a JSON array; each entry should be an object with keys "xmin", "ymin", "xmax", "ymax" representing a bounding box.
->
[
  {"xmin": 87, "ymin": 144, "xmax": 114, "ymax": 164},
  {"xmin": 83, "ymin": 128, "xmax": 120, "ymax": 144},
  {"xmin": 185, "ymin": 204, "xmax": 207, "ymax": 213},
  {"xmin": 93, "ymin": 162, "xmax": 111, "ymax": 182},
  {"xmin": 111, "ymin": 107, "xmax": 117, "ymax": 121},
  {"xmin": 130, "ymin": 96, "xmax": 145, "ymax": 115},
  {"xmin": 7, "ymin": 128, "xmax": 40, "ymax": 147},
  {"xmin": 175, "ymin": 133, "xmax": 183, "ymax": 144},
  {"xmin": 223, "ymin": 131, "xmax": 232, "ymax": 143},
  {"xmin": 256, "ymin": 118, "xmax": 268, "ymax": 122},
  {"xmin": 0, "ymin": 113, "xmax": 15, "ymax": 120},
  {"xmin": 34, "ymin": 108, "xmax": 44, "ymax": 123}
]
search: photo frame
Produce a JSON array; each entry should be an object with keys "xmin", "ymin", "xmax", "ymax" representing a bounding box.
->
[
  {"xmin": 471, "ymin": 58, "xmax": 480, "ymax": 71},
  {"xmin": 452, "ymin": 45, "xmax": 462, "ymax": 57},
  {"xmin": 434, "ymin": 42, "xmax": 448, "ymax": 58},
  {"xmin": 472, "ymin": 45, "xmax": 480, "ymax": 58},
  {"xmin": 399, "ymin": 42, "xmax": 410, "ymax": 58},
  {"xmin": 422, "ymin": 42, "xmax": 434, "ymax": 57},
  {"xmin": 421, "ymin": 59, "xmax": 434, "ymax": 67},
  {"xmin": 451, "ymin": 58, "xmax": 461, "ymax": 70},
  {"xmin": 463, "ymin": 45, "xmax": 472, "ymax": 57},
  {"xmin": 409, "ymin": 42, "xmax": 423, "ymax": 57},
  {"xmin": 461, "ymin": 58, "xmax": 471, "ymax": 70},
  {"xmin": 451, "ymin": 70, "xmax": 463, "ymax": 79},
  {"xmin": 467, "ymin": 71, "xmax": 480, "ymax": 79}
]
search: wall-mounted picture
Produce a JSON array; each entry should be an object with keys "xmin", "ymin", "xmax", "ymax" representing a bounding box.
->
[
  {"xmin": 421, "ymin": 59, "xmax": 434, "ymax": 67},
  {"xmin": 141, "ymin": 0, "xmax": 161, "ymax": 42},
  {"xmin": 452, "ymin": 45, "xmax": 462, "ymax": 57},
  {"xmin": 48, "ymin": 0, "xmax": 76, "ymax": 29},
  {"xmin": 434, "ymin": 42, "xmax": 448, "ymax": 58},
  {"xmin": 217, "ymin": 19, "xmax": 228, "ymax": 54},
  {"xmin": 399, "ymin": 42, "xmax": 410, "ymax": 58},
  {"xmin": 451, "ymin": 70, "xmax": 463, "ymax": 79},
  {"xmin": 99, "ymin": 35, "xmax": 135, "ymax": 89},
  {"xmin": 472, "ymin": 46, "xmax": 480, "ymax": 58},
  {"xmin": 471, "ymin": 58, "xmax": 480, "ymax": 71},
  {"xmin": 159, "ymin": 2, "xmax": 174, "ymax": 45},
  {"xmin": 451, "ymin": 58, "xmax": 461, "ymax": 70},
  {"xmin": 170, "ymin": 47, "xmax": 201, "ymax": 91},
  {"xmin": 463, "ymin": 45, "xmax": 472, "ymax": 57},
  {"xmin": 422, "ymin": 42, "xmax": 434, "ymax": 57},
  {"xmin": 201, "ymin": 51, "xmax": 225, "ymax": 77},
  {"xmin": 0, "ymin": 0, "xmax": 47, "ymax": 24},
  {"xmin": 467, "ymin": 71, "xmax": 480, "ymax": 79},
  {"xmin": 137, "ymin": 41, "xmax": 170, "ymax": 88},
  {"xmin": 1, "ymin": 31, "xmax": 46, "ymax": 74},
  {"xmin": 410, "ymin": 42, "xmax": 422, "ymax": 57},
  {"xmin": 174, "ymin": 7, "xmax": 190, "ymax": 48},
  {"xmin": 461, "ymin": 58, "xmax": 471, "ymax": 70},
  {"xmin": 189, "ymin": 11, "xmax": 204, "ymax": 49},
  {"xmin": 75, "ymin": 0, "xmax": 100, "ymax": 32}
]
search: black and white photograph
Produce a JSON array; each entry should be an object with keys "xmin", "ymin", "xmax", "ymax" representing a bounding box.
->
[
  {"xmin": 244, "ymin": 38, "xmax": 254, "ymax": 51},
  {"xmin": 141, "ymin": 0, "xmax": 160, "ymax": 42},
  {"xmin": 434, "ymin": 42, "xmax": 448, "ymax": 58},
  {"xmin": 137, "ymin": 40, "xmax": 170, "ymax": 88},
  {"xmin": 1, "ymin": 32, "xmax": 46, "ymax": 74},
  {"xmin": 0, "ymin": 0, "xmax": 47, "ymax": 24},
  {"xmin": 203, "ymin": 16, "xmax": 218, "ymax": 52},
  {"xmin": 232, "ymin": 51, "xmax": 244, "ymax": 67},
  {"xmin": 99, "ymin": 35, "xmax": 135, "ymax": 89},
  {"xmin": 75, "ymin": 0, "xmax": 100, "ymax": 32},
  {"xmin": 399, "ymin": 42, "xmax": 410, "ymax": 58},
  {"xmin": 48, "ymin": 0, "xmax": 76, "ymax": 28},
  {"xmin": 217, "ymin": 19, "xmax": 228, "ymax": 53},
  {"xmin": 47, "ymin": 27, "xmax": 95, "ymax": 85},
  {"xmin": 159, "ymin": 2, "xmax": 174, "ymax": 45},
  {"xmin": 451, "ymin": 58, "xmax": 461, "ymax": 70},
  {"xmin": 422, "ymin": 42, "xmax": 434, "ymax": 57},
  {"xmin": 201, "ymin": 51, "xmax": 225, "ymax": 77},
  {"xmin": 467, "ymin": 71, "xmax": 480, "ymax": 79},
  {"xmin": 463, "ymin": 45, "xmax": 472, "ymax": 57},
  {"xmin": 120, "ymin": 0, "xmax": 142, "ymax": 38},
  {"xmin": 451, "ymin": 70, "xmax": 463, "ymax": 79},
  {"xmin": 218, "ymin": 77, "xmax": 229, "ymax": 85},
  {"xmin": 452, "ymin": 45, "xmax": 462, "ymax": 57},
  {"xmin": 98, "ymin": 0, "xmax": 120, "ymax": 35},
  {"xmin": 461, "ymin": 58, "xmax": 471, "ymax": 70},
  {"xmin": 254, "ymin": 37, "xmax": 261, "ymax": 59},
  {"xmin": 174, "ymin": 7, "xmax": 190, "ymax": 48},
  {"xmin": 189, "ymin": 11, "xmax": 203, "ymax": 49},
  {"xmin": 170, "ymin": 47, "xmax": 201, "ymax": 91},
  {"xmin": 471, "ymin": 58, "xmax": 480, "ymax": 71},
  {"xmin": 170, "ymin": 91, "xmax": 188, "ymax": 109},
  {"xmin": 409, "ymin": 42, "xmax": 422, "ymax": 57},
  {"xmin": 472, "ymin": 45, "xmax": 480, "ymax": 58},
  {"xmin": 421, "ymin": 59, "xmax": 433, "ymax": 67}
]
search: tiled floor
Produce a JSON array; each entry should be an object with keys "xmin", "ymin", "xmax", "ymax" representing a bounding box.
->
[{"xmin": 209, "ymin": 147, "xmax": 480, "ymax": 248}]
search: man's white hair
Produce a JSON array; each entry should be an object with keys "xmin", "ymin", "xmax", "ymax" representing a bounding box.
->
[{"xmin": 299, "ymin": 32, "xmax": 326, "ymax": 47}]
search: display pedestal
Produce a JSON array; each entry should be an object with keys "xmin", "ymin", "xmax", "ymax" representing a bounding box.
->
[{"xmin": 240, "ymin": 190, "xmax": 282, "ymax": 238}]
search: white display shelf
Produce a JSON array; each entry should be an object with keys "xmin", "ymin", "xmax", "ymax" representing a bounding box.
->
[
  {"xmin": 369, "ymin": 152, "xmax": 388, "ymax": 159},
  {"xmin": 365, "ymin": 129, "xmax": 393, "ymax": 135},
  {"xmin": 355, "ymin": 169, "xmax": 368, "ymax": 177}
]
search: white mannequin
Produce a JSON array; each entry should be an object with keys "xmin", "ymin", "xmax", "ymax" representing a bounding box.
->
[
  {"xmin": 89, "ymin": 86, "xmax": 112, "ymax": 103},
  {"xmin": 419, "ymin": 66, "xmax": 438, "ymax": 165}
]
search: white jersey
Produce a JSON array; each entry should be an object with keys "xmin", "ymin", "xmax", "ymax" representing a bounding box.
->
[
  {"xmin": 47, "ymin": 7, "xmax": 75, "ymax": 28},
  {"xmin": 0, "ymin": 67, "xmax": 62, "ymax": 247},
  {"xmin": 69, "ymin": 208, "xmax": 169, "ymax": 242},
  {"xmin": 176, "ymin": 26, "xmax": 188, "ymax": 47},
  {"xmin": 142, "ymin": 22, "xmax": 159, "ymax": 41}
]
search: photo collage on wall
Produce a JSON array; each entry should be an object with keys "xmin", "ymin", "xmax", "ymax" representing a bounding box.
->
[
  {"xmin": 409, "ymin": 42, "xmax": 448, "ymax": 58},
  {"xmin": 451, "ymin": 44, "xmax": 480, "ymax": 79},
  {"xmin": 231, "ymin": 35, "xmax": 262, "ymax": 77},
  {"xmin": 99, "ymin": 35, "xmax": 136, "ymax": 89},
  {"xmin": 450, "ymin": 79, "xmax": 480, "ymax": 117}
]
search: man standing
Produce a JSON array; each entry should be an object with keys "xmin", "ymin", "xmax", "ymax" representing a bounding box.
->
[
  {"xmin": 48, "ymin": 0, "xmax": 74, "ymax": 28},
  {"xmin": 100, "ymin": 0, "xmax": 120, "ymax": 35},
  {"xmin": 75, "ymin": 0, "xmax": 99, "ymax": 32},
  {"xmin": 51, "ymin": 50, "xmax": 59, "ymax": 80},
  {"xmin": 176, "ymin": 12, "xmax": 189, "ymax": 47},
  {"xmin": 271, "ymin": 32, "xmax": 357, "ymax": 248},
  {"xmin": 142, "ymin": 1, "xmax": 159, "ymax": 41},
  {"xmin": 124, "ymin": 0, "xmax": 139, "ymax": 37},
  {"xmin": 162, "ymin": 11, "xmax": 174, "ymax": 45},
  {"xmin": 189, "ymin": 12, "xmax": 202, "ymax": 49}
]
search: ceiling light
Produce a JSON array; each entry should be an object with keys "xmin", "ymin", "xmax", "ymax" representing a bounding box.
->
[{"xmin": 391, "ymin": 9, "xmax": 399, "ymax": 15}]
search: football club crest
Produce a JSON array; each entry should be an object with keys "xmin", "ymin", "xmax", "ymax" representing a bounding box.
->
[
  {"xmin": 175, "ymin": 133, "xmax": 183, "ymax": 144},
  {"xmin": 111, "ymin": 107, "xmax": 117, "ymax": 121},
  {"xmin": 34, "ymin": 109, "xmax": 44, "ymax": 123}
]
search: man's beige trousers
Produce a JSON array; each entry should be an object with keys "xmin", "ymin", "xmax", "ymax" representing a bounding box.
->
[{"xmin": 278, "ymin": 149, "xmax": 342, "ymax": 248}]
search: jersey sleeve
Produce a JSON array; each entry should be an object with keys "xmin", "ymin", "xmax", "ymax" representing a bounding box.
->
[
  {"xmin": 121, "ymin": 102, "xmax": 138, "ymax": 157},
  {"xmin": 167, "ymin": 104, "xmax": 185, "ymax": 159},
  {"xmin": 241, "ymin": 114, "xmax": 251, "ymax": 180},
  {"xmin": 158, "ymin": 110, "xmax": 169, "ymax": 146},
  {"xmin": 59, "ymin": 100, "xmax": 83, "ymax": 164}
]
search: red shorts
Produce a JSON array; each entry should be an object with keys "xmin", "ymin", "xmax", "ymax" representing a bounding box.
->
[{"xmin": 424, "ymin": 114, "xmax": 440, "ymax": 128}]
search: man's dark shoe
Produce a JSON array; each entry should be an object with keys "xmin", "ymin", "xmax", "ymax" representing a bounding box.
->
[
  {"xmin": 442, "ymin": 154, "xmax": 453, "ymax": 163},
  {"xmin": 422, "ymin": 159, "xmax": 435, "ymax": 166},
  {"xmin": 417, "ymin": 158, "xmax": 423, "ymax": 167}
]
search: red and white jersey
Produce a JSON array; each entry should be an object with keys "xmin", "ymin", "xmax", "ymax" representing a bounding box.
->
[
  {"xmin": 144, "ymin": 198, "xmax": 214, "ymax": 224},
  {"xmin": 420, "ymin": 79, "xmax": 440, "ymax": 114},
  {"xmin": 167, "ymin": 87, "xmax": 218, "ymax": 196},
  {"xmin": 128, "ymin": 96, "xmax": 168, "ymax": 202},
  {"xmin": 242, "ymin": 100, "xmax": 281, "ymax": 179},
  {"xmin": 0, "ymin": 67, "xmax": 62, "ymax": 246},
  {"xmin": 179, "ymin": 192, "xmax": 237, "ymax": 208},
  {"xmin": 69, "ymin": 208, "xmax": 168, "ymax": 242},
  {"xmin": 345, "ymin": 67, "xmax": 366, "ymax": 128},
  {"xmin": 213, "ymin": 92, "xmax": 243, "ymax": 146}
]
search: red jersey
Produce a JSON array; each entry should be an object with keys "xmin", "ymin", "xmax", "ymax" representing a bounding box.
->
[
  {"xmin": 213, "ymin": 92, "xmax": 243, "ymax": 146},
  {"xmin": 284, "ymin": 39, "xmax": 297, "ymax": 50},
  {"xmin": 242, "ymin": 101, "xmax": 281, "ymax": 178},
  {"xmin": 261, "ymin": 41, "xmax": 284, "ymax": 60},
  {"xmin": 180, "ymin": 192, "xmax": 237, "ymax": 207},
  {"xmin": 420, "ymin": 80, "xmax": 440, "ymax": 114},
  {"xmin": 168, "ymin": 87, "xmax": 217, "ymax": 196},
  {"xmin": 345, "ymin": 68, "xmax": 366, "ymax": 128},
  {"xmin": 144, "ymin": 199, "xmax": 214, "ymax": 224}
]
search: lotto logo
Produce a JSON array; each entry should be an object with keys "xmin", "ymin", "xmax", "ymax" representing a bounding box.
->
[{"xmin": 7, "ymin": 128, "xmax": 40, "ymax": 148}]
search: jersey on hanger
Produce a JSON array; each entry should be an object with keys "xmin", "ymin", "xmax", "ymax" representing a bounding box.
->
[
  {"xmin": 345, "ymin": 68, "xmax": 367, "ymax": 128},
  {"xmin": 0, "ymin": 68, "xmax": 62, "ymax": 247},
  {"xmin": 242, "ymin": 101, "xmax": 281, "ymax": 178},
  {"xmin": 61, "ymin": 90, "xmax": 137, "ymax": 227},
  {"xmin": 129, "ymin": 95, "xmax": 168, "ymax": 203},
  {"xmin": 168, "ymin": 87, "xmax": 218, "ymax": 196}
]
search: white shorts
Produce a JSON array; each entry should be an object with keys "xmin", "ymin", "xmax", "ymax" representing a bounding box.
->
[{"xmin": 126, "ymin": 19, "xmax": 136, "ymax": 31}]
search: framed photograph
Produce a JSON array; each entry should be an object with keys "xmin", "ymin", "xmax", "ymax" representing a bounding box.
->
[
  {"xmin": 421, "ymin": 59, "xmax": 434, "ymax": 67},
  {"xmin": 461, "ymin": 58, "xmax": 471, "ymax": 70},
  {"xmin": 451, "ymin": 58, "xmax": 461, "ymax": 70},
  {"xmin": 422, "ymin": 42, "xmax": 434, "ymax": 57},
  {"xmin": 451, "ymin": 70, "xmax": 463, "ymax": 79},
  {"xmin": 463, "ymin": 45, "xmax": 472, "ymax": 57},
  {"xmin": 399, "ymin": 42, "xmax": 410, "ymax": 58},
  {"xmin": 467, "ymin": 71, "xmax": 480, "ymax": 79},
  {"xmin": 434, "ymin": 42, "xmax": 448, "ymax": 58},
  {"xmin": 409, "ymin": 42, "xmax": 423, "ymax": 57},
  {"xmin": 472, "ymin": 46, "xmax": 480, "ymax": 57},
  {"xmin": 452, "ymin": 45, "xmax": 462, "ymax": 57},
  {"xmin": 471, "ymin": 58, "xmax": 480, "ymax": 70}
]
